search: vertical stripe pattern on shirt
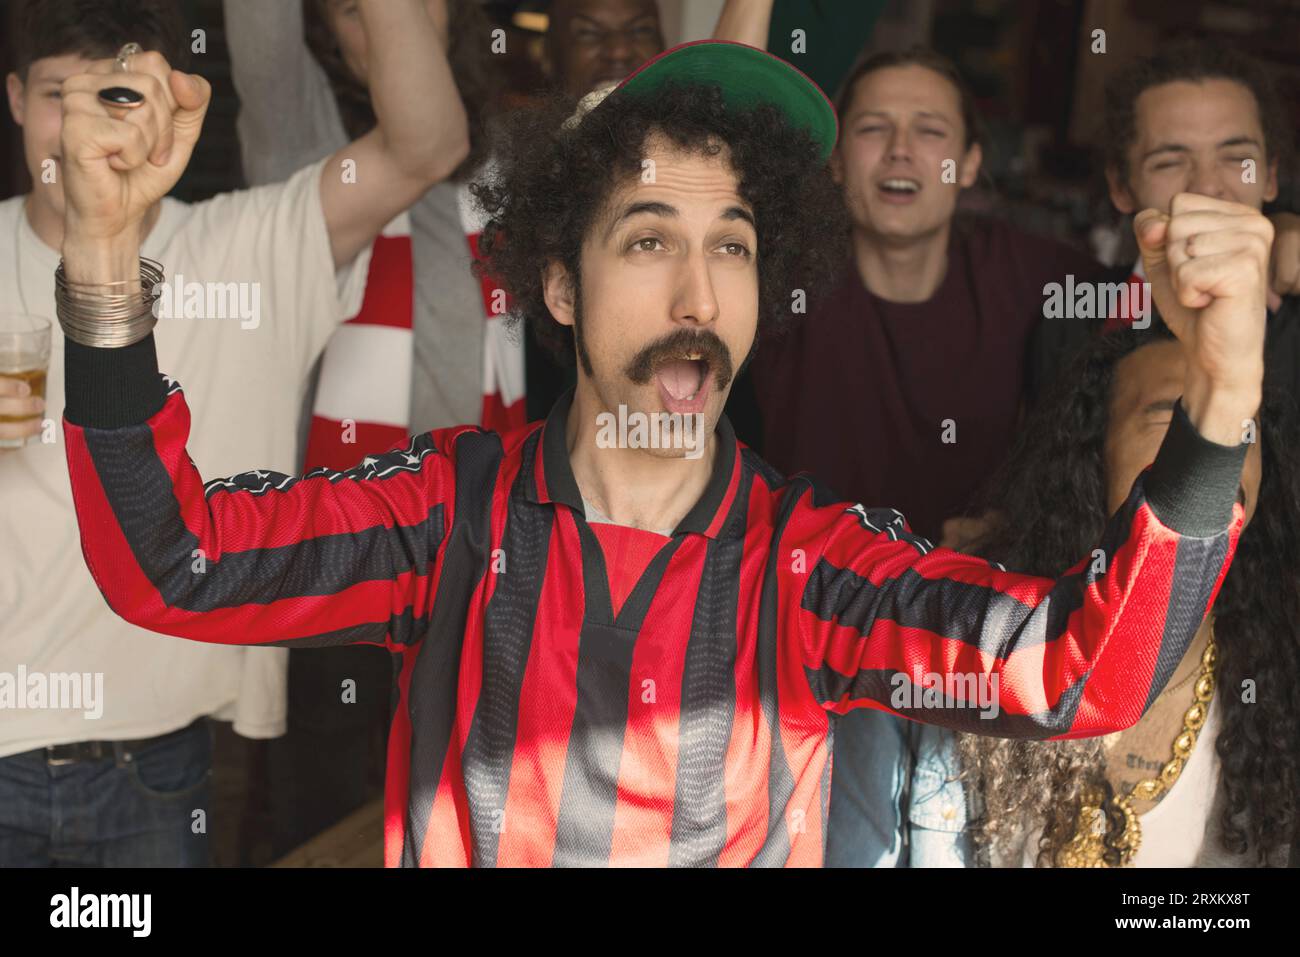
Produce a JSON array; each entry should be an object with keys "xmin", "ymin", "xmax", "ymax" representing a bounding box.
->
[
  {"xmin": 748, "ymin": 481, "xmax": 807, "ymax": 866},
  {"xmin": 551, "ymin": 524, "xmax": 682, "ymax": 865},
  {"xmin": 404, "ymin": 430, "xmax": 501, "ymax": 866},
  {"xmin": 463, "ymin": 431, "xmax": 554, "ymax": 866},
  {"xmin": 668, "ymin": 484, "xmax": 748, "ymax": 866}
]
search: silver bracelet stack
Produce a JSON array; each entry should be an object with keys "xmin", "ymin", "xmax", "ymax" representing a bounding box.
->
[{"xmin": 55, "ymin": 257, "xmax": 165, "ymax": 348}]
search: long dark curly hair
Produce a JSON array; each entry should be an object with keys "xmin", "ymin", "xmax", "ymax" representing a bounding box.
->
[
  {"xmin": 956, "ymin": 322, "xmax": 1300, "ymax": 866},
  {"xmin": 302, "ymin": 0, "xmax": 500, "ymax": 182},
  {"xmin": 470, "ymin": 81, "xmax": 849, "ymax": 364}
]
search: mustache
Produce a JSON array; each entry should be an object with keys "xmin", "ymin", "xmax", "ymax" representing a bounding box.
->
[{"xmin": 623, "ymin": 329, "xmax": 736, "ymax": 392}]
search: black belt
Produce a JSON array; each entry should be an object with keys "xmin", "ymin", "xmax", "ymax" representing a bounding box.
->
[{"xmin": 39, "ymin": 717, "xmax": 207, "ymax": 766}]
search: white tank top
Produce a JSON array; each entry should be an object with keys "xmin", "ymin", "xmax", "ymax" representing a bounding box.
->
[{"xmin": 1129, "ymin": 695, "xmax": 1222, "ymax": 867}]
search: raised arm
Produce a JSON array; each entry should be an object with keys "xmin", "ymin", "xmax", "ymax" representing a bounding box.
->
[
  {"xmin": 711, "ymin": 0, "xmax": 774, "ymax": 48},
  {"xmin": 223, "ymin": 0, "xmax": 348, "ymax": 185},
  {"xmin": 792, "ymin": 194, "xmax": 1268, "ymax": 740},
  {"xmin": 796, "ymin": 411, "xmax": 1243, "ymax": 739},
  {"xmin": 63, "ymin": 335, "xmax": 457, "ymax": 649},
  {"xmin": 319, "ymin": 0, "xmax": 470, "ymax": 268},
  {"xmin": 55, "ymin": 52, "xmax": 461, "ymax": 649}
]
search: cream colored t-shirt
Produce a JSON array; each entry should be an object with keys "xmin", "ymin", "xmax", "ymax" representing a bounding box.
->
[{"xmin": 0, "ymin": 157, "xmax": 371, "ymax": 757}]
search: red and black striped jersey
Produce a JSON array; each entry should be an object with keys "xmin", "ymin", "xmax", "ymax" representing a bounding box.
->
[{"xmin": 62, "ymin": 335, "xmax": 1246, "ymax": 867}]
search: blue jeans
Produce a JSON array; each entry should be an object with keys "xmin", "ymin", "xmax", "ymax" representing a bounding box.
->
[
  {"xmin": 826, "ymin": 708, "xmax": 972, "ymax": 867},
  {"xmin": 0, "ymin": 718, "xmax": 212, "ymax": 867}
]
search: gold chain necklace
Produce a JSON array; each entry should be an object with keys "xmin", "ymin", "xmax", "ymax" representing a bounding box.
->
[{"xmin": 1056, "ymin": 625, "xmax": 1217, "ymax": 867}]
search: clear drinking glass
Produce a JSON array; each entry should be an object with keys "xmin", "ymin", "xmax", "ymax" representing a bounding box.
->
[{"xmin": 0, "ymin": 313, "xmax": 53, "ymax": 449}]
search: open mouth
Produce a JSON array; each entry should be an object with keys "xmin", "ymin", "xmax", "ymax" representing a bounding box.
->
[
  {"xmin": 654, "ymin": 353, "xmax": 711, "ymax": 414},
  {"xmin": 877, "ymin": 177, "xmax": 921, "ymax": 201}
]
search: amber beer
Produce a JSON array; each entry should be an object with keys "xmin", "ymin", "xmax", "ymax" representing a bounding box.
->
[
  {"xmin": 0, "ymin": 314, "xmax": 52, "ymax": 448},
  {"xmin": 0, "ymin": 363, "xmax": 47, "ymax": 423}
]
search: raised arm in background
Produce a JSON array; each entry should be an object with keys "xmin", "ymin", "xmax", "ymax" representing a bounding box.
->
[
  {"xmin": 223, "ymin": 0, "xmax": 348, "ymax": 185},
  {"xmin": 315, "ymin": 0, "xmax": 467, "ymax": 268},
  {"xmin": 224, "ymin": 0, "xmax": 468, "ymax": 267},
  {"xmin": 711, "ymin": 0, "xmax": 774, "ymax": 48}
]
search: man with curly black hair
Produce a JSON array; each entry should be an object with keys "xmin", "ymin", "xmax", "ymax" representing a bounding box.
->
[{"xmin": 57, "ymin": 41, "xmax": 1270, "ymax": 867}]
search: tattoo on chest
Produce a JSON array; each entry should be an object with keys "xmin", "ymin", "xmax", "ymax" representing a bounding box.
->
[{"xmin": 1125, "ymin": 752, "xmax": 1165, "ymax": 773}]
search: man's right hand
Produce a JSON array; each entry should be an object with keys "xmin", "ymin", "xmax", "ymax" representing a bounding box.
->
[
  {"xmin": 0, "ymin": 376, "xmax": 44, "ymax": 448},
  {"xmin": 59, "ymin": 52, "xmax": 210, "ymax": 284},
  {"xmin": 1135, "ymin": 194, "xmax": 1269, "ymax": 448}
]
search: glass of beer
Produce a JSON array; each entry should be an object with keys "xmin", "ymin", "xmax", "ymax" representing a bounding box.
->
[{"xmin": 0, "ymin": 313, "xmax": 52, "ymax": 449}]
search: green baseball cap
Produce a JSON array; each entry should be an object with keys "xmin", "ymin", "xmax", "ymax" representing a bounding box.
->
[{"xmin": 613, "ymin": 40, "xmax": 838, "ymax": 162}]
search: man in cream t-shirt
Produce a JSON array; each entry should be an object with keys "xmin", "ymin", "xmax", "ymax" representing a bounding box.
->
[
  {"xmin": 0, "ymin": 159, "xmax": 366, "ymax": 755},
  {"xmin": 0, "ymin": 0, "xmax": 468, "ymax": 865}
]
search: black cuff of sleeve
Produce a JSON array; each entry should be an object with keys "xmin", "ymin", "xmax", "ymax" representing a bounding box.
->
[
  {"xmin": 64, "ymin": 333, "xmax": 167, "ymax": 429},
  {"xmin": 1144, "ymin": 397, "xmax": 1248, "ymax": 537}
]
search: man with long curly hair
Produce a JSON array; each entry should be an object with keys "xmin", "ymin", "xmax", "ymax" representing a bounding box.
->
[
  {"xmin": 831, "ymin": 321, "xmax": 1298, "ymax": 867},
  {"xmin": 56, "ymin": 41, "xmax": 1270, "ymax": 866},
  {"xmin": 957, "ymin": 323, "xmax": 1298, "ymax": 866}
]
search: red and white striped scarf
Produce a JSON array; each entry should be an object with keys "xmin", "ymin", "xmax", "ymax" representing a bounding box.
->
[{"xmin": 304, "ymin": 183, "xmax": 526, "ymax": 473}]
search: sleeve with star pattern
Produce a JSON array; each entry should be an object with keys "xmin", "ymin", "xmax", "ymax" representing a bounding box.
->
[{"xmin": 62, "ymin": 333, "xmax": 461, "ymax": 649}]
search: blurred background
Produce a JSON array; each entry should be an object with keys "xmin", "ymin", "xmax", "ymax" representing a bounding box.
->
[
  {"xmin": 3, "ymin": 0, "xmax": 1298, "ymax": 866},
  {"xmin": 5, "ymin": 0, "xmax": 1298, "ymax": 261}
]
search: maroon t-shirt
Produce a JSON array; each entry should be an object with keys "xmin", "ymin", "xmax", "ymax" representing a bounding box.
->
[{"xmin": 754, "ymin": 217, "xmax": 1105, "ymax": 542}]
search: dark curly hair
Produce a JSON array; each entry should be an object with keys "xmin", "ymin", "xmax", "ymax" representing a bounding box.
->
[
  {"xmin": 470, "ymin": 81, "xmax": 848, "ymax": 365},
  {"xmin": 302, "ymin": 0, "xmax": 500, "ymax": 182},
  {"xmin": 956, "ymin": 322, "xmax": 1300, "ymax": 866},
  {"xmin": 1101, "ymin": 39, "xmax": 1293, "ymax": 188}
]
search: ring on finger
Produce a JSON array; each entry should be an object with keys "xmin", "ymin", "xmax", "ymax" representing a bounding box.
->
[
  {"xmin": 98, "ymin": 86, "xmax": 146, "ymax": 111},
  {"xmin": 115, "ymin": 42, "xmax": 143, "ymax": 73}
]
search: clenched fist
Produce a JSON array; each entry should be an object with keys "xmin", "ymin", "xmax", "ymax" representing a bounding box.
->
[
  {"xmin": 1135, "ymin": 193, "xmax": 1270, "ymax": 446},
  {"xmin": 59, "ymin": 51, "xmax": 210, "ymax": 284}
]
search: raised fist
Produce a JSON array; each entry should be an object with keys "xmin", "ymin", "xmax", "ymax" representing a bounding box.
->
[
  {"xmin": 1134, "ymin": 192, "xmax": 1269, "ymax": 430},
  {"xmin": 59, "ymin": 50, "xmax": 210, "ymax": 253}
]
